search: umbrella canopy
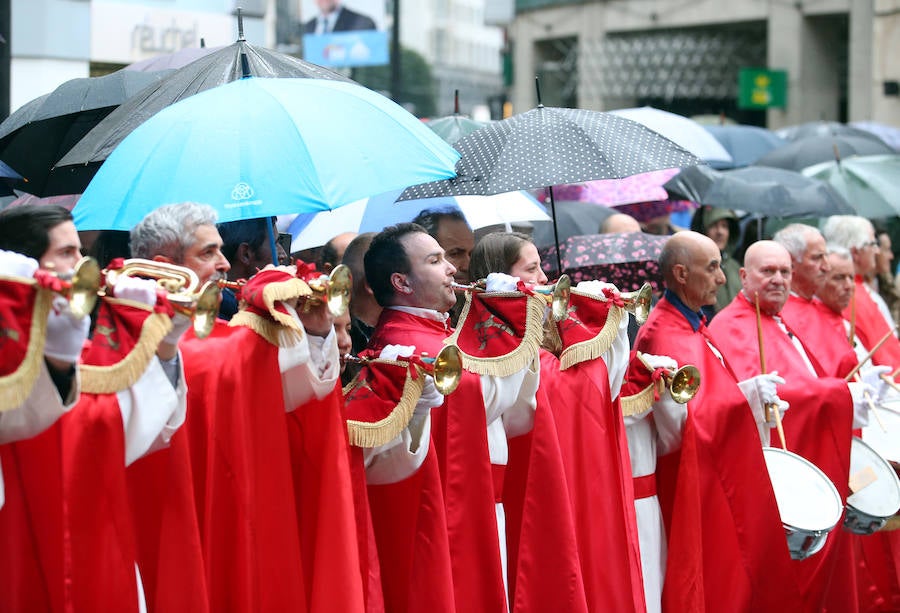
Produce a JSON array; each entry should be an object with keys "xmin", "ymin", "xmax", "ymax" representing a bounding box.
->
[
  {"xmin": 539, "ymin": 232, "xmax": 670, "ymax": 291},
  {"xmin": 73, "ymin": 77, "xmax": 460, "ymax": 231},
  {"xmin": 398, "ymin": 106, "xmax": 700, "ymax": 201},
  {"xmin": 776, "ymin": 121, "xmax": 889, "ymax": 145},
  {"xmin": 703, "ymin": 125, "xmax": 787, "ymax": 168},
  {"xmin": 608, "ymin": 106, "xmax": 733, "ymax": 166},
  {"xmin": 531, "ymin": 199, "xmax": 616, "ymax": 249},
  {"xmin": 755, "ymin": 135, "xmax": 895, "ymax": 171},
  {"xmin": 0, "ymin": 161, "xmax": 21, "ymax": 197},
  {"xmin": 541, "ymin": 168, "xmax": 680, "ymax": 208},
  {"xmin": 286, "ymin": 190, "xmax": 549, "ymax": 252},
  {"xmin": 125, "ymin": 45, "xmax": 223, "ymax": 72},
  {"xmin": 0, "ymin": 69, "xmax": 173, "ymax": 195},
  {"xmin": 425, "ymin": 115, "xmax": 489, "ymax": 145},
  {"xmin": 801, "ymin": 154, "xmax": 900, "ymax": 219},
  {"xmin": 664, "ymin": 165, "xmax": 853, "ymax": 217},
  {"xmin": 6, "ymin": 193, "xmax": 80, "ymax": 211},
  {"xmin": 851, "ymin": 121, "xmax": 900, "ymax": 151},
  {"xmin": 53, "ymin": 39, "xmax": 354, "ymax": 196}
]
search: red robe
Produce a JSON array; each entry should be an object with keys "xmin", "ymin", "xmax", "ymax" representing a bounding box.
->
[
  {"xmin": 781, "ymin": 294, "xmax": 857, "ymax": 378},
  {"xmin": 367, "ymin": 309, "xmax": 499, "ymax": 612},
  {"xmin": 845, "ymin": 278, "xmax": 900, "ymax": 376},
  {"xmin": 631, "ymin": 297, "xmax": 803, "ymax": 612},
  {"xmin": 181, "ymin": 322, "xmax": 309, "ymax": 612},
  {"xmin": 709, "ymin": 294, "xmax": 854, "ymax": 611}
]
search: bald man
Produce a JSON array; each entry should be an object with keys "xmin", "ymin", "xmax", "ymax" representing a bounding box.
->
[
  {"xmin": 600, "ymin": 213, "xmax": 642, "ymax": 234},
  {"xmin": 620, "ymin": 231, "xmax": 802, "ymax": 611},
  {"xmin": 709, "ymin": 240, "xmax": 888, "ymax": 612}
]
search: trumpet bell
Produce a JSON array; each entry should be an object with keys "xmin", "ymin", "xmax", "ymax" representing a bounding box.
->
[
  {"xmin": 325, "ymin": 264, "xmax": 352, "ymax": 318},
  {"xmin": 670, "ymin": 365, "xmax": 701, "ymax": 404},
  {"xmin": 192, "ymin": 282, "xmax": 221, "ymax": 339},
  {"xmin": 621, "ymin": 282, "xmax": 652, "ymax": 325},
  {"xmin": 69, "ymin": 257, "xmax": 101, "ymax": 318},
  {"xmin": 432, "ymin": 345, "xmax": 463, "ymax": 395},
  {"xmin": 532, "ymin": 274, "xmax": 571, "ymax": 322}
]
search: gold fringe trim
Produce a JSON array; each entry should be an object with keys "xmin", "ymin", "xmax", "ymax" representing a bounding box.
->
[
  {"xmin": 620, "ymin": 383, "xmax": 660, "ymax": 417},
  {"xmin": 446, "ymin": 292, "xmax": 544, "ymax": 377},
  {"xmin": 230, "ymin": 310, "xmax": 304, "ymax": 347},
  {"xmin": 559, "ymin": 293, "xmax": 624, "ymax": 371},
  {"xmin": 0, "ymin": 288, "xmax": 51, "ymax": 413},
  {"xmin": 345, "ymin": 360, "xmax": 426, "ymax": 448},
  {"xmin": 263, "ymin": 279, "xmax": 311, "ymax": 330},
  {"xmin": 81, "ymin": 303, "xmax": 173, "ymax": 394}
]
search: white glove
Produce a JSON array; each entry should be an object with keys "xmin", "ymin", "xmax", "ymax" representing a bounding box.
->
[
  {"xmin": 485, "ymin": 272, "xmax": 520, "ymax": 292},
  {"xmin": 417, "ymin": 375, "xmax": 444, "ymax": 414},
  {"xmin": 737, "ymin": 372, "xmax": 790, "ymax": 425},
  {"xmin": 640, "ymin": 353, "xmax": 678, "ymax": 372},
  {"xmin": 575, "ymin": 280, "xmax": 619, "ymax": 300},
  {"xmin": 44, "ymin": 296, "xmax": 89, "ymax": 363},
  {"xmin": 161, "ymin": 312, "xmax": 192, "ymax": 346},
  {"xmin": 861, "ymin": 365, "xmax": 892, "ymax": 403},
  {"xmin": 379, "ymin": 344, "xmax": 416, "ymax": 361},
  {"xmin": 110, "ymin": 275, "xmax": 158, "ymax": 307},
  {"xmin": 0, "ymin": 250, "xmax": 39, "ymax": 278}
]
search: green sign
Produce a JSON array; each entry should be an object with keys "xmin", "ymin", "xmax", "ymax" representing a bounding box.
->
[{"xmin": 738, "ymin": 68, "xmax": 787, "ymax": 109}]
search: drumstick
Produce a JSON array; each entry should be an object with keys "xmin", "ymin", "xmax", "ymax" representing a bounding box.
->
[
  {"xmin": 849, "ymin": 287, "xmax": 856, "ymax": 346},
  {"xmin": 891, "ymin": 365, "xmax": 900, "ymax": 379},
  {"xmin": 844, "ymin": 327, "xmax": 898, "ymax": 382},
  {"xmin": 755, "ymin": 292, "xmax": 787, "ymax": 451},
  {"xmin": 854, "ymin": 371, "xmax": 888, "ymax": 433}
]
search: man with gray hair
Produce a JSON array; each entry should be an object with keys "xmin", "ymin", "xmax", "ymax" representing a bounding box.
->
[
  {"xmin": 773, "ymin": 223, "xmax": 855, "ymax": 377},
  {"xmin": 823, "ymin": 215, "xmax": 900, "ymax": 374}
]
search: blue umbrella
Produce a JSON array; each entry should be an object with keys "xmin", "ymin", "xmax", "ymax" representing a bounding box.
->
[
  {"xmin": 74, "ymin": 77, "xmax": 460, "ymax": 232},
  {"xmin": 703, "ymin": 125, "xmax": 787, "ymax": 169}
]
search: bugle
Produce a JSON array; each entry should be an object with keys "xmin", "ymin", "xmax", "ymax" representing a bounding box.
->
[
  {"xmin": 104, "ymin": 259, "xmax": 220, "ymax": 339},
  {"xmin": 342, "ymin": 344, "xmax": 463, "ymax": 395},
  {"xmin": 452, "ymin": 274, "xmax": 572, "ymax": 322},
  {"xmin": 636, "ymin": 351, "xmax": 701, "ymax": 404},
  {"xmin": 41, "ymin": 256, "xmax": 102, "ymax": 318},
  {"xmin": 303, "ymin": 264, "xmax": 352, "ymax": 318},
  {"xmin": 619, "ymin": 282, "xmax": 652, "ymax": 325}
]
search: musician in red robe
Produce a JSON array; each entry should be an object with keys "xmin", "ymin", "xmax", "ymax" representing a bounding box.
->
[
  {"xmin": 824, "ymin": 215, "xmax": 900, "ymax": 376},
  {"xmin": 709, "ymin": 240, "xmax": 886, "ymax": 612},
  {"xmin": 621, "ymin": 231, "xmax": 803, "ymax": 612}
]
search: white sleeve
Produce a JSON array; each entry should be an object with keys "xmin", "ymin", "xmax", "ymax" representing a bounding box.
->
[
  {"xmin": 364, "ymin": 412, "xmax": 431, "ymax": 484},
  {"xmin": 117, "ymin": 354, "xmax": 188, "ymax": 466},
  {"xmin": 601, "ymin": 312, "xmax": 631, "ymax": 400},
  {"xmin": 652, "ymin": 394, "xmax": 688, "ymax": 456},
  {"xmin": 0, "ymin": 361, "xmax": 78, "ymax": 444},
  {"xmin": 279, "ymin": 327, "xmax": 341, "ymax": 411},
  {"xmin": 481, "ymin": 355, "xmax": 539, "ymax": 438}
]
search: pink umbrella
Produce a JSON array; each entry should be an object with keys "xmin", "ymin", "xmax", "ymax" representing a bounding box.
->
[
  {"xmin": 6, "ymin": 193, "xmax": 80, "ymax": 211},
  {"xmin": 538, "ymin": 167, "xmax": 681, "ymax": 207}
]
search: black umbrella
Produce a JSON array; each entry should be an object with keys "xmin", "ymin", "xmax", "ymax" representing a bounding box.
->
[
  {"xmin": 663, "ymin": 165, "xmax": 853, "ymax": 217},
  {"xmin": 0, "ymin": 69, "xmax": 173, "ymax": 196},
  {"xmin": 755, "ymin": 134, "xmax": 895, "ymax": 171},
  {"xmin": 531, "ymin": 199, "xmax": 614, "ymax": 249},
  {"xmin": 51, "ymin": 34, "xmax": 354, "ymax": 196}
]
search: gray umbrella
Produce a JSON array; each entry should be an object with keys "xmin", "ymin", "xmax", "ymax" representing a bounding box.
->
[
  {"xmin": 703, "ymin": 125, "xmax": 786, "ymax": 169},
  {"xmin": 0, "ymin": 69, "xmax": 173, "ymax": 195},
  {"xmin": 755, "ymin": 134, "xmax": 895, "ymax": 171},
  {"xmin": 51, "ymin": 38, "xmax": 353, "ymax": 196},
  {"xmin": 776, "ymin": 120, "xmax": 890, "ymax": 146},
  {"xmin": 663, "ymin": 165, "xmax": 853, "ymax": 217}
]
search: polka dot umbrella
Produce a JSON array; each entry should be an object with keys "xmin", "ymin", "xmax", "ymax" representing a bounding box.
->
[{"xmin": 397, "ymin": 96, "xmax": 699, "ymax": 273}]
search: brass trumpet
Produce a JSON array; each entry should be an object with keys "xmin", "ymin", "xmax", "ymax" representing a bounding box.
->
[
  {"xmin": 104, "ymin": 259, "xmax": 220, "ymax": 339},
  {"xmin": 619, "ymin": 282, "xmax": 653, "ymax": 325},
  {"xmin": 636, "ymin": 351, "xmax": 702, "ymax": 404},
  {"xmin": 342, "ymin": 344, "xmax": 463, "ymax": 395},
  {"xmin": 217, "ymin": 264, "xmax": 351, "ymax": 318},
  {"xmin": 44, "ymin": 256, "xmax": 102, "ymax": 318},
  {"xmin": 451, "ymin": 274, "xmax": 572, "ymax": 322}
]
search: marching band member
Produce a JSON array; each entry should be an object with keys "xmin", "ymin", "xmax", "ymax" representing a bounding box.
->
[{"xmin": 621, "ymin": 231, "xmax": 802, "ymax": 611}]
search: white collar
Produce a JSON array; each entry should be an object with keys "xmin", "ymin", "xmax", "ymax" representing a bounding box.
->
[{"xmin": 388, "ymin": 305, "xmax": 449, "ymax": 324}]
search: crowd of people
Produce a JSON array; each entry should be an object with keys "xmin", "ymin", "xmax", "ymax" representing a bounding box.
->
[{"xmin": 2, "ymin": 198, "xmax": 900, "ymax": 613}]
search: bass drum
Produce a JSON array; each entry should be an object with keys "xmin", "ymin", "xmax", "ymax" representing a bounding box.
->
[
  {"xmin": 762, "ymin": 447, "xmax": 843, "ymax": 560},
  {"xmin": 845, "ymin": 436, "xmax": 900, "ymax": 534}
]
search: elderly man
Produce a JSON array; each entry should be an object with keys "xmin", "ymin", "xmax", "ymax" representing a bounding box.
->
[
  {"xmin": 774, "ymin": 223, "xmax": 857, "ymax": 377},
  {"xmin": 708, "ymin": 240, "xmax": 887, "ymax": 612},
  {"xmin": 359, "ymin": 222, "xmax": 538, "ymax": 612},
  {"xmin": 619, "ymin": 231, "xmax": 802, "ymax": 611},
  {"xmin": 824, "ymin": 215, "xmax": 900, "ymax": 374},
  {"xmin": 818, "ymin": 248, "xmax": 869, "ymax": 363}
]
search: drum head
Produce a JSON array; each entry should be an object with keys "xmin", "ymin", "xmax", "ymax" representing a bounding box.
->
[
  {"xmin": 848, "ymin": 437, "xmax": 900, "ymax": 518},
  {"xmin": 763, "ymin": 447, "xmax": 843, "ymax": 532},
  {"xmin": 862, "ymin": 401, "xmax": 900, "ymax": 466}
]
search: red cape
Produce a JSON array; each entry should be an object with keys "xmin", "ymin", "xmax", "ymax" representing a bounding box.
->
[
  {"xmin": 845, "ymin": 278, "xmax": 900, "ymax": 376},
  {"xmin": 181, "ymin": 322, "xmax": 308, "ymax": 612},
  {"xmin": 709, "ymin": 294, "xmax": 854, "ymax": 611},
  {"xmin": 632, "ymin": 297, "xmax": 803, "ymax": 612},
  {"xmin": 781, "ymin": 294, "xmax": 857, "ymax": 378},
  {"xmin": 367, "ymin": 308, "xmax": 503, "ymax": 611}
]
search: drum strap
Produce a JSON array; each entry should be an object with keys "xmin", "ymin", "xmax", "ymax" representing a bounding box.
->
[{"xmin": 633, "ymin": 473, "xmax": 657, "ymax": 500}]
